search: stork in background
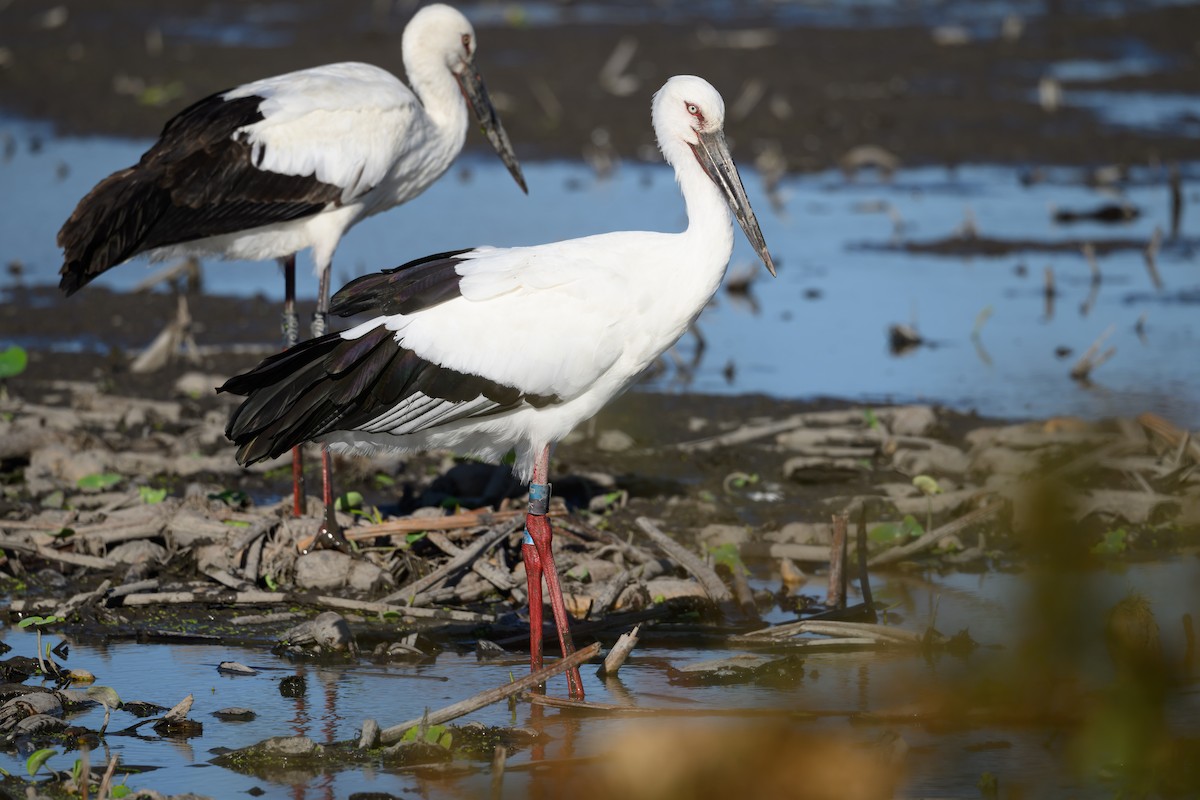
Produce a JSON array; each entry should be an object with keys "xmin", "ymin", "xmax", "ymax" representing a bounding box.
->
[
  {"xmin": 221, "ymin": 75, "xmax": 776, "ymax": 698},
  {"xmin": 56, "ymin": 3, "xmax": 527, "ymax": 533}
]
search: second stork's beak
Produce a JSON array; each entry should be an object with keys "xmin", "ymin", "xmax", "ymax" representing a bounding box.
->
[
  {"xmin": 690, "ymin": 129, "xmax": 776, "ymax": 277},
  {"xmin": 456, "ymin": 65, "xmax": 528, "ymax": 194}
]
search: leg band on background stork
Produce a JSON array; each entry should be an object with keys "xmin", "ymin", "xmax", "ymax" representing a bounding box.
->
[{"xmin": 524, "ymin": 482, "xmax": 551, "ymax": 544}]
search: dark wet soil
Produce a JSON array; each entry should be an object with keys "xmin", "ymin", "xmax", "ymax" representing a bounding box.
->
[{"xmin": 0, "ymin": 1, "xmax": 1198, "ymax": 171}]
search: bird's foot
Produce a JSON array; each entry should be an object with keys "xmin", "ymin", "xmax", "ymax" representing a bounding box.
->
[
  {"xmin": 306, "ymin": 502, "xmax": 351, "ymax": 554},
  {"xmin": 282, "ymin": 308, "xmax": 300, "ymax": 350},
  {"xmin": 310, "ymin": 311, "xmax": 328, "ymax": 339}
]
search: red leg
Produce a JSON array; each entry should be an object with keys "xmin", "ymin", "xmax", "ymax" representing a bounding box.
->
[
  {"xmin": 522, "ymin": 538, "xmax": 544, "ymax": 674},
  {"xmin": 281, "ymin": 255, "xmax": 304, "ymax": 518},
  {"xmin": 526, "ymin": 513, "xmax": 583, "ymax": 699},
  {"xmin": 523, "ymin": 445, "xmax": 584, "ymax": 699}
]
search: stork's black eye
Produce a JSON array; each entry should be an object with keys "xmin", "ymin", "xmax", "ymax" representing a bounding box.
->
[
  {"xmin": 461, "ymin": 33, "xmax": 471, "ymax": 53},
  {"xmin": 687, "ymin": 103, "xmax": 699, "ymax": 115}
]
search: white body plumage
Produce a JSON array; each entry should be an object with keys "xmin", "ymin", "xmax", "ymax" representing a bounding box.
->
[{"xmin": 311, "ymin": 76, "xmax": 770, "ymax": 482}]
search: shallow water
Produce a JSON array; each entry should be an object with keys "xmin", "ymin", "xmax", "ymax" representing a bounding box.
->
[
  {"xmin": 1, "ymin": 558, "xmax": 1197, "ymax": 798},
  {"xmin": 2, "ymin": 117, "xmax": 1199, "ymax": 425}
]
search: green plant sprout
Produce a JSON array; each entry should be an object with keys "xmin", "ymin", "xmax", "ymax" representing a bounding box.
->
[{"xmin": 17, "ymin": 615, "xmax": 63, "ymax": 675}]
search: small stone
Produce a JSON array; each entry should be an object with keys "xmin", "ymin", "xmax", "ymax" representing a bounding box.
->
[
  {"xmin": 767, "ymin": 522, "xmax": 830, "ymax": 546},
  {"xmin": 891, "ymin": 442, "xmax": 968, "ymax": 477},
  {"xmin": 262, "ymin": 735, "xmax": 322, "ymax": 756},
  {"xmin": 107, "ymin": 540, "xmax": 168, "ymax": 565},
  {"xmin": 280, "ymin": 611, "xmax": 358, "ymax": 654},
  {"xmin": 213, "ymin": 707, "xmax": 257, "ymax": 721},
  {"xmin": 596, "ymin": 429, "xmax": 635, "ymax": 452},
  {"xmin": 217, "ymin": 662, "xmax": 257, "ymax": 676},
  {"xmin": 121, "ymin": 405, "xmax": 147, "ymax": 430},
  {"xmin": 294, "ymin": 550, "xmax": 390, "ymax": 593},
  {"xmin": 783, "ymin": 457, "xmax": 868, "ymax": 483},
  {"xmin": 279, "ymin": 676, "xmax": 307, "ymax": 698},
  {"xmin": 697, "ymin": 524, "xmax": 750, "ymax": 547},
  {"xmin": 887, "ymin": 406, "xmax": 937, "ymax": 437}
]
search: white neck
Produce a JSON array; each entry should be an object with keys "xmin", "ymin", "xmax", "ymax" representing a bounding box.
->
[
  {"xmin": 668, "ymin": 140, "xmax": 735, "ymax": 280},
  {"xmin": 404, "ymin": 54, "xmax": 468, "ymax": 151}
]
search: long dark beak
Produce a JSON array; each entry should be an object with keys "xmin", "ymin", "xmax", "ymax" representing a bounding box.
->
[
  {"xmin": 456, "ymin": 65, "xmax": 528, "ymax": 194},
  {"xmin": 691, "ymin": 129, "xmax": 776, "ymax": 276}
]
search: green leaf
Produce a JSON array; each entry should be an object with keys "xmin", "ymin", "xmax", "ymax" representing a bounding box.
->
[
  {"xmin": 707, "ymin": 542, "xmax": 748, "ymax": 576},
  {"xmin": 222, "ymin": 519, "xmax": 251, "ymax": 528},
  {"xmin": 76, "ymin": 472, "xmax": 122, "ymax": 491},
  {"xmin": 111, "ymin": 785, "xmax": 132, "ymax": 799},
  {"xmin": 868, "ymin": 515, "xmax": 925, "ymax": 544},
  {"xmin": 86, "ymin": 685, "xmax": 122, "ymax": 709},
  {"xmin": 373, "ymin": 473, "xmax": 396, "ymax": 488},
  {"xmin": 912, "ymin": 474, "xmax": 943, "ymax": 496},
  {"xmin": 405, "ymin": 532, "xmax": 427, "ymax": 546},
  {"xmin": 400, "ymin": 726, "xmax": 419, "ymax": 743},
  {"xmin": 264, "ymin": 574, "xmax": 278, "ymax": 591},
  {"xmin": 863, "ymin": 408, "xmax": 880, "ymax": 429},
  {"xmin": 423, "ymin": 724, "xmax": 447, "ymax": 745},
  {"xmin": 1091, "ymin": 528, "xmax": 1128, "ymax": 556},
  {"xmin": 139, "ymin": 486, "xmax": 167, "ymax": 505},
  {"xmin": 438, "ymin": 731, "xmax": 453, "ymax": 749},
  {"xmin": 208, "ymin": 489, "xmax": 248, "ymax": 507},
  {"xmin": 18, "ymin": 615, "xmax": 62, "ymax": 629},
  {"xmin": 25, "ymin": 748, "xmax": 57, "ymax": 777},
  {"xmin": 137, "ymin": 80, "xmax": 185, "ymax": 107},
  {"xmin": 335, "ymin": 491, "xmax": 364, "ymax": 512},
  {"xmin": 0, "ymin": 346, "xmax": 28, "ymax": 379}
]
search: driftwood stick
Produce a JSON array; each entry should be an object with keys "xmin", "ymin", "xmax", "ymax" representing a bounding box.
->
[
  {"xmin": 1143, "ymin": 226, "xmax": 1164, "ymax": 290},
  {"xmin": 0, "ymin": 536, "xmax": 118, "ymax": 570},
  {"xmin": 826, "ymin": 514, "xmax": 848, "ymax": 609},
  {"xmin": 490, "ymin": 745, "xmax": 507, "ymax": 800},
  {"xmin": 590, "ymin": 569, "xmax": 632, "ymax": 619},
  {"xmin": 96, "ymin": 752, "xmax": 120, "ymax": 800},
  {"xmin": 313, "ymin": 595, "xmax": 494, "ymax": 623},
  {"xmin": 1070, "ymin": 324, "xmax": 1116, "ymax": 382},
  {"xmin": 53, "ymin": 579, "xmax": 112, "ymax": 619},
  {"xmin": 381, "ymin": 523, "xmax": 514, "ymax": 605},
  {"xmin": 1138, "ymin": 412, "xmax": 1200, "ymax": 464},
  {"xmin": 353, "ymin": 509, "xmax": 562, "ymax": 539},
  {"xmin": 856, "ymin": 508, "xmax": 875, "ymax": 618},
  {"xmin": 732, "ymin": 619, "xmax": 935, "ymax": 645},
  {"xmin": 123, "ymin": 591, "xmax": 287, "ymax": 606},
  {"xmin": 738, "ymin": 542, "xmax": 831, "ymax": 562},
  {"xmin": 378, "ymin": 641, "xmax": 602, "ymax": 745},
  {"xmin": 868, "ymin": 502, "xmax": 1005, "ymax": 567},
  {"xmin": 118, "ymin": 589, "xmax": 494, "ymax": 623},
  {"xmin": 597, "ymin": 625, "xmax": 640, "ymax": 678},
  {"xmin": 427, "ymin": 531, "xmax": 517, "ymax": 593},
  {"xmin": 108, "ymin": 579, "xmax": 160, "ymax": 599},
  {"xmin": 635, "ymin": 518, "xmax": 732, "ymax": 603}
]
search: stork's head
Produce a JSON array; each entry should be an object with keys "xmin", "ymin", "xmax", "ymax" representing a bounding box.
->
[
  {"xmin": 403, "ymin": 4, "xmax": 527, "ymax": 193},
  {"xmin": 402, "ymin": 5, "xmax": 477, "ymax": 72},
  {"xmin": 653, "ymin": 76, "xmax": 776, "ymax": 277}
]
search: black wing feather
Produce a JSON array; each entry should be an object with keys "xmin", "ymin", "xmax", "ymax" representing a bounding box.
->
[
  {"xmin": 222, "ymin": 325, "xmax": 560, "ymax": 465},
  {"xmin": 330, "ymin": 249, "xmax": 474, "ymax": 318},
  {"xmin": 58, "ymin": 92, "xmax": 345, "ymax": 296}
]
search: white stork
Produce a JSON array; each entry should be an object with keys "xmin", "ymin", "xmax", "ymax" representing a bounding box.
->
[
  {"xmin": 57, "ymin": 3, "xmax": 526, "ymax": 530},
  {"xmin": 221, "ymin": 75, "xmax": 776, "ymax": 698}
]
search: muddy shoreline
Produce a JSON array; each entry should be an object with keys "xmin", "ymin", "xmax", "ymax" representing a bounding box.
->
[{"xmin": 1, "ymin": 2, "xmax": 1198, "ymax": 170}]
